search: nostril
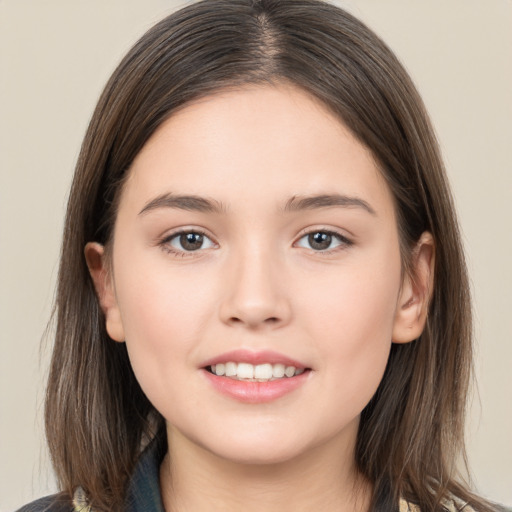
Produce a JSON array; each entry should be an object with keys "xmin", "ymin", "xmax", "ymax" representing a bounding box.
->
[{"xmin": 228, "ymin": 315, "xmax": 280, "ymax": 326}]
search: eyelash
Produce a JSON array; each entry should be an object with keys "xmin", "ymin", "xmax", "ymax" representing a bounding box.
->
[
  {"xmin": 294, "ymin": 228, "xmax": 353, "ymax": 254},
  {"xmin": 159, "ymin": 228, "xmax": 216, "ymax": 257},
  {"xmin": 158, "ymin": 228, "xmax": 353, "ymax": 257}
]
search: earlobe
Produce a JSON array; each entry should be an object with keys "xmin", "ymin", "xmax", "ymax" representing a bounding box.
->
[
  {"xmin": 392, "ymin": 232, "xmax": 435, "ymax": 344},
  {"xmin": 84, "ymin": 242, "xmax": 125, "ymax": 342}
]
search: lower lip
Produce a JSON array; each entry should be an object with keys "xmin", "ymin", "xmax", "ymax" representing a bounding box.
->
[{"xmin": 202, "ymin": 370, "xmax": 310, "ymax": 403}]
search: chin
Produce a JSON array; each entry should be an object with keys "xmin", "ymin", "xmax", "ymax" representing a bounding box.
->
[
  {"xmin": 166, "ymin": 407, "xmax": 361, "ymax": 468},
  {"xmin": 196, "ymin": 420, "xmax": 335, "ymax": 467},
  {"xmin": 209, "ymin": 438, "xmax": 310, "ymax": 466}
]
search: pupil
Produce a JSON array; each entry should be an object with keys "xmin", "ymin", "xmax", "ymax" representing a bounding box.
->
[
  {"xmin": 309, "ymin": 232, "xmax": 331, "ymax": 250},
  {"xmin": 180, "ymin": 233, "xmax": 203, "ymax": 251}
]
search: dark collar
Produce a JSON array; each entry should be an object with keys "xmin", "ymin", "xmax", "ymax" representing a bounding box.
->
[{"xmin": 124, "ymin": 434, "xmax": 167, "ymax": 512}]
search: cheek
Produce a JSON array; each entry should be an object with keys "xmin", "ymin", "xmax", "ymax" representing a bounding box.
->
[
  {"xmin": 297, "ymin": 248, "xmax": 402, "ymax": 407},
  {"xmin": 115, "ymin": 249, "xmax": 214, "ymax": 334},
  {"xmin": 317, "ymin": 281, "xmax": 397, "ymax": 371},
  {"xmin": 112, "ymin": 259, "xmax": 216, "ymax": 398},
  {"xmin": 302, "ymin": 250, "xmax": 401, "ymax": 341}
]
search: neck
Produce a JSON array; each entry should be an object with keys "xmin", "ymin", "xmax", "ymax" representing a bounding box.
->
[{"xmin": 160, "ymin": 426, "xmax": 371, "ymax": 512}]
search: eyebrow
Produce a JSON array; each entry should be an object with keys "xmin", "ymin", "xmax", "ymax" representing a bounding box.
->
[
  {"xmin": 283, "ymin": 194, "xmax": 376, "ymax": 215},
  {"xmin": 139, "ymin": 193, "xmax": 228, "ymax": 215},
  {"xmin": 138, "ymin": 192, "xmax": 376, "ymax": 216}
]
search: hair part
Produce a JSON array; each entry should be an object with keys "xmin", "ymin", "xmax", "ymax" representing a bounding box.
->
[{"xmin": 45, "ymin": 1, "xmax": 490, "ymax": 510}]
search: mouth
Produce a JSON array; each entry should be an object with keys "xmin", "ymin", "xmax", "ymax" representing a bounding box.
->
[
  {"xmin": 201, "ymin": 350, "xmax": 312, "ymax": 403},
  {"xmin": 206, "ymin": 362, "xmax": 307, "ymax": 382}
]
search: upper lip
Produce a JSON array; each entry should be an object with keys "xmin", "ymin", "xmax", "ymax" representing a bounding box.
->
[{"xmin": 201, "ymin": 349, "xmax": 308, "ymax": 369}]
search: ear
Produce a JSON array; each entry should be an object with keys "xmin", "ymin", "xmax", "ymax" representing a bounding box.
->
[
  {"xmin": 84, "ymin": 242, "xmax": 125, "ymax": 342},
  {"xmin": 392, "ymin": 232, "xmax": 435, "ymax": 344}
]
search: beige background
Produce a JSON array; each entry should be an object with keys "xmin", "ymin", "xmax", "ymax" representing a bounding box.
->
[{"xmin": 1, "ymin": 1, "xmax": 511, "ymax": 510}]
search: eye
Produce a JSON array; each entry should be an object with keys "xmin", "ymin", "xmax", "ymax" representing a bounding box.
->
[
  {"xmin": 164, "ymin": 230, "xmax": 216, "ymax": 253},
  {"xmin": 295, "ymin": 230, "xmax": 351, "ymax": 252}
]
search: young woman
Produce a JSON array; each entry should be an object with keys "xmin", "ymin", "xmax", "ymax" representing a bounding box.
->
[{"xmin": 16, "ymin": 1, "xmax": 507, "ymax": 511}]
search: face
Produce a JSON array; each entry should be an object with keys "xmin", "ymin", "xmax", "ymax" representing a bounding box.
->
[{"xmin": 88, "ymin": 84, "xmax": 428, "ymax": 467}]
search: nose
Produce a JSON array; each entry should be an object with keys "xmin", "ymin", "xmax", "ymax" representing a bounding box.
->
[{"xmin": 218, "ymin": 244, "xmax": 292, "ymax": 330}]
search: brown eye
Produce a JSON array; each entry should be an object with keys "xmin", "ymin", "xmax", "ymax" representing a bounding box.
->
[
  {"xmin": 295, "ymin": 230, "xmax": 352, "ymax": 252},
  {"xmin": 180, "ymin": 233, "xmax": 204, "ymax": 251},
  {"xmin": 308, "ymin": 232, "xmax": 332, "ymax": 250},
  {"xmin": 167, "ymin": 231, "xmax": 215, "ymax": 253}
]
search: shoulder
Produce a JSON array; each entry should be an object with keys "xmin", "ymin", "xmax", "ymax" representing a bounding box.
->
[{"xmin": 15, "ymin": 494, "xmax": 74, "ymax": 512}]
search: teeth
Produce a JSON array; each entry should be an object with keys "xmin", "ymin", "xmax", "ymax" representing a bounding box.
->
[
  {"xmin": 225, "ymin": 362, "xmax": 237, "ymax": 377},
  {"xmin": 284, "ymin": 366, "xmax": 295, "ymax": 378},
  {"xmin": 254, "ymin": 363, "xmax": 273, "ymax": 379},
  {"xmin": 272, "ymin": 363, "xmax": 285, "ymax": 378},
  {"xmin": 237, "ymin": 363, "xmax": 254, "ymax": 379},
  {"xmin": 210, "ymin": 362, "xmax": 305, "ymax": 381}
]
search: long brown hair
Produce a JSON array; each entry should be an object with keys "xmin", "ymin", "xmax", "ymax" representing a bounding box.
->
[{"xmin": 45, "ymin": 1, "xmax": 493, "ymax": 510}]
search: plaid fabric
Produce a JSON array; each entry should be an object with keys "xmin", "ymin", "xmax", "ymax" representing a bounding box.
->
[{"xmin": 399, "ymin": 497, "xmax": 476, "ymax": 512}]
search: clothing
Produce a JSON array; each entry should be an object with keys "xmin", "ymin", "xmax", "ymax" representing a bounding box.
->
[
  {"xmin": 15, "ymin": 436, "xmax": 166, "ymax": 512},
  {"xmin": 15, "ymin": 437, "xmax": 503, "ymax": 512}
]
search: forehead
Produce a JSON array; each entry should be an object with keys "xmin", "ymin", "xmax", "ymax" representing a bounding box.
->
[{"xmin": 121, "ymin": 83, "xmax": 393, "ymax": 218}]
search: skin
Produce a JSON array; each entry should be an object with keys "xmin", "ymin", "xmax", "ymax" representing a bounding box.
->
[{"xmin": 86, "ymin": 84, "xmax": 434, "ymax": 512}]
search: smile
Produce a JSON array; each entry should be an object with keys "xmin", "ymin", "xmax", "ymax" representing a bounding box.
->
[
  {"xmin": 209, "ymin": 362, "xmax": 305, "ymax": 381},
  {"xmin": 201, "ymin": 350, "xmax": 311, "ymax": 403}
]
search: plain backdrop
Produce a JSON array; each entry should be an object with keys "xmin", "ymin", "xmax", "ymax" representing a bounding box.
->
[{"xmin": 1, "ymin": 1, "xmax": 511, "ymax": 510}]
